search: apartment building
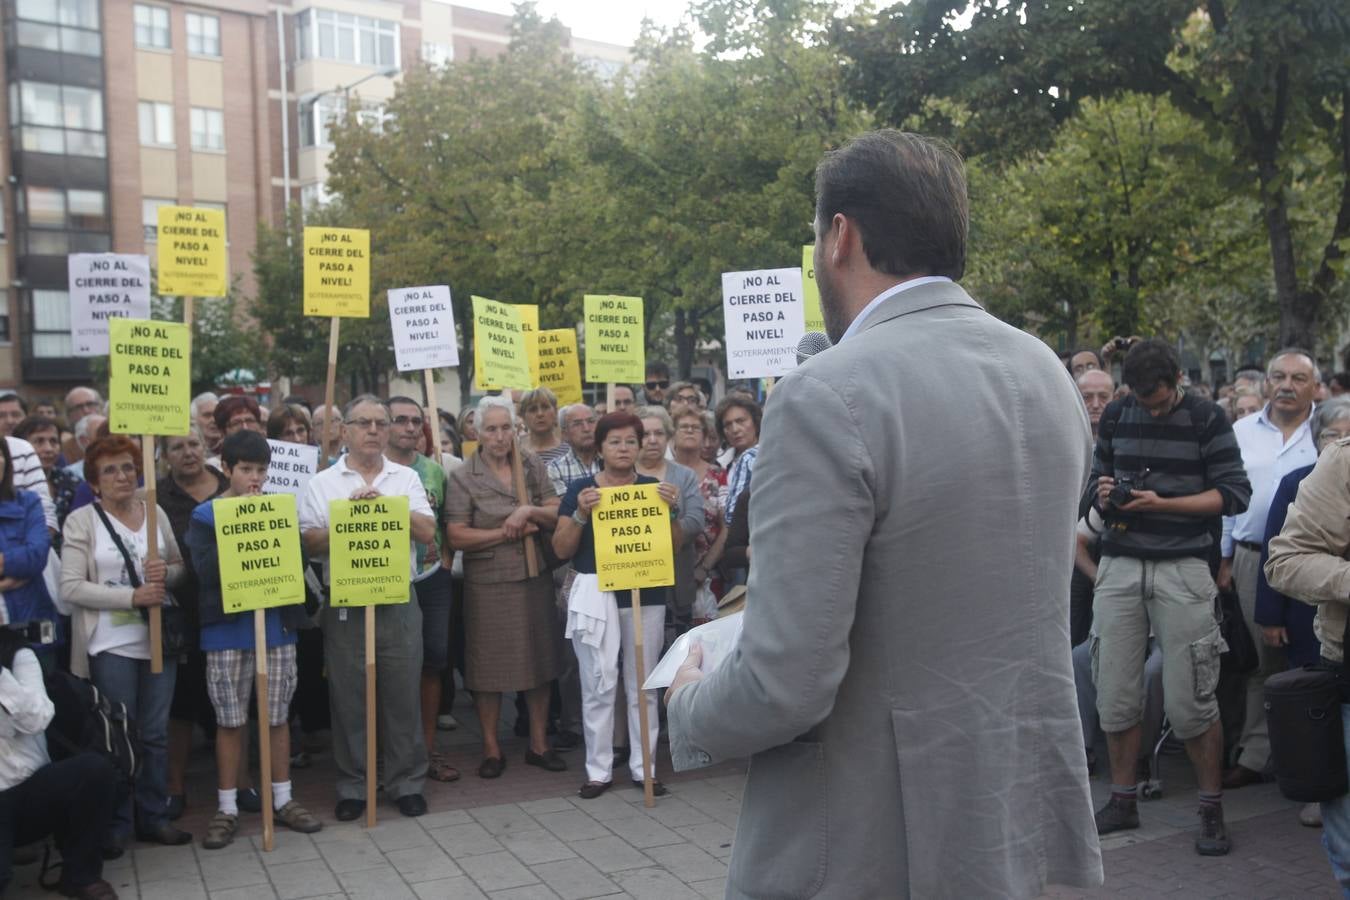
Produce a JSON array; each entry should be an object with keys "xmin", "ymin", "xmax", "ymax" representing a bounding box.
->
[{"xmin": 0, "ymin": 0, "xmax": 626, "ymax": 390}]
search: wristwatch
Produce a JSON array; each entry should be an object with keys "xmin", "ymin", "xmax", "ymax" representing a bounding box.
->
[{"xmin": 571, "ymin": 509, "xmax": 588, "ymax": 525}]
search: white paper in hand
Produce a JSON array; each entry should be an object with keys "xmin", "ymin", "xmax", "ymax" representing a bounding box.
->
[{"xmin": 643, "ymin": 612, "xmax": 744, "ymax": 691}]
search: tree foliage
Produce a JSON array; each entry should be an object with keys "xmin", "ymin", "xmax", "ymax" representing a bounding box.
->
[{"xmin": 839, "ymin": 0, "xmax": 1350, "ymax": 354}]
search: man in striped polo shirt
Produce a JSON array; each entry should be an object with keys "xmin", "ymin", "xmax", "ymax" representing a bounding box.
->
[{"xmin": 1090, "ymin": 339, "xmax": 1251, "ymax": 856}]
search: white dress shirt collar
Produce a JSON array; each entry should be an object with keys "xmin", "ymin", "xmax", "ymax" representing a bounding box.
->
[{"xmin": 838, "ymin": 276, "xmax": 954, "ymax": 342}]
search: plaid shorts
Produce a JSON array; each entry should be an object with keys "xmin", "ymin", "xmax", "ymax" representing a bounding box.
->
[{"xmin": 205, "ymin": 643, "xmax": 298, "ymax": 728}]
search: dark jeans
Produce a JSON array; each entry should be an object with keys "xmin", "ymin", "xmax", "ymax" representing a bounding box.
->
[
  {"xmin": 88, "ymin": 652, "xmax": 176, "ymax": 837},
  {"xmin": 0, "ymin": 753, "xmax": 118, "ymax": 893}
]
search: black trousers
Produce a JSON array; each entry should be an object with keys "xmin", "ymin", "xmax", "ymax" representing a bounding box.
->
[{"xmin": 0, "ymin": 752, "xmax": 118, "ymax": 894}]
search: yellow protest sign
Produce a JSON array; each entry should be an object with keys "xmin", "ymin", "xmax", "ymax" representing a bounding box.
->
[
  {"xmin": 461, "ymin": 440, "xmax": 479, "ymax": 459},
  {"xmin": 328, "ymin": 495, "xmax": 411, "ymax": 606},
  {"xmin": 303, "ymin": 227, "xmax": 371, "ymax": 317},
  {"xmin": 213, "ymin": 494, "xmax": 305, "ymax": 613},
  {"xmin": 471, "ymin": 296, "xmax": 532, "ymax": 391},
  {"xmin": 537, "ymin": 329, "xmax": 583, "ymax": 406},
  {"xmin": 593, "ymin": 484, "xmax": 675, "ymax": 592},
  {"xmin": 802, "ymin": 246, "xmax": 825, "ymax": 333},
  {"xmin": 583, "ymin": 295, "xmax": 645, "ymax": 384},
  {"xmin": 156, "ymin": 206, "xmax": 228, "ymax": 297},
  {"xmin": 108, "ymin": 318, "xmax": 190, "ymax": 435},
  {"xmin": 475, "ymin": 304, "xmax": 539, "ymax": 390}
]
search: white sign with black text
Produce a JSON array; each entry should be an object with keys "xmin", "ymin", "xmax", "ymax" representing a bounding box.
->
[
  {"xmin": 265, "ymin": 439, "xmax": 319, "ymax": 497},
  {"xmin": 720, "ymin": 267, "xmax": 805, "ymax": 379},
  {"xmin": 388, "ymin": 285, "xmax": 459, "ymax": 372},
  {"xmin": 67, "ymin": 253, "xmax": 152, "ymax": 356}
]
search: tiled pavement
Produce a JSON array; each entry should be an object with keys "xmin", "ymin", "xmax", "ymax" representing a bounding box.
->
[{"xmin": 6, "ymin": 708, "xmax": 1344, "ymax": 899}]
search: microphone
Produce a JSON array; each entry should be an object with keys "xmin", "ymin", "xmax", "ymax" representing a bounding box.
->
[{"xmin": 796, "ymin": 331, "xmax": 832, "ymax": 365}]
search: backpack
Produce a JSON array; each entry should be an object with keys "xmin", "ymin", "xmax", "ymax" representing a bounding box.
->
[{"xmin": 42, "ymin": 670, "xmax": 142, "ymax": 785}]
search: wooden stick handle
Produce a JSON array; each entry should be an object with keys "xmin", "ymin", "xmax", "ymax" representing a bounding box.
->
[
  {"xmin": 321, "ymin": 317, "xmax": 340, "ymax": 471},
  {"xmin": 424, "ymin": 370, "xmax": 442, "ymax": 461},
  {"xmin": 511, "ymin": 441, "xmax": 540, "ymax": 578},
  {"xmin": 630, "ymin": 588, "xmax": 655, "ymax": 808},
  {"xmin": 365, "ymin": 604, "xmax": 377, "ymax": 828},
  {"xmin": 142, "ymin": 439, "xmax": 163, "ymax": 674},
  {"xmin": 607, "ymin": 383, "xmax": 615, "ymax": 411},
  {"xmin": 255, "ymin": 609, "xmax": 274, "ymax": 851}
]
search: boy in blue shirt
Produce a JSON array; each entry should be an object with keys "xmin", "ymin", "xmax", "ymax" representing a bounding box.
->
[{"xmin": 186, "ymin": 431, "xmax": 321, "ymax": 849}]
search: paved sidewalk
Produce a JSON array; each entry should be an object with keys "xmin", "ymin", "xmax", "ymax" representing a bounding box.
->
[{"xmin": 6, "ymin": 714, "xmax": 1342, "ymax": 898}]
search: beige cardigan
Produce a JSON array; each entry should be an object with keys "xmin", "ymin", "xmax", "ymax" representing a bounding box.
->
[{"xmin": 60, "ymin": 502, "xmax": 185, "ymax": 678}]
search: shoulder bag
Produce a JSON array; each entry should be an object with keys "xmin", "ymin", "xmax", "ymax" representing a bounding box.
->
[
  {"xmin": 1264, "ymin": 615, "xmax": 1349, "ymax": 802},
  {"xmin": 92, "ymin": 502, "xmax": 187, "ymax": 658}
]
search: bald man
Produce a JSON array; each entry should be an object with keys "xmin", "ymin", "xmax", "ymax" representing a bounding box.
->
[{"xmin": 1078, "ymin": 369, "xmax": 1115, "ymax": 437}]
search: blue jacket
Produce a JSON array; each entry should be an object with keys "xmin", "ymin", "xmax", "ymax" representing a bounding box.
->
[
  {"xmin": 1256, "ymin": 464, "xmax": 1321, "ymax": 667},
  {"xmin": 185, "ymin": 500, "xmax": 307, "ymax": 634},
  {"xmin": 0, "ymin": 490, "xmax": 57, "ymax": 633}
]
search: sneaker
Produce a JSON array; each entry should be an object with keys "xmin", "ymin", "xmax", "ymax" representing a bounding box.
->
[
  {"xmin": 1196, "ymin": 804, "xmax": 1230, "ymax": 855},
  {"xmin": 436, "ymin": 714, "xmax": 459, "ymax": 731},
  {"xmin": 275, "ymin": 800, "xmax": 323, "ymax": 834},
  {"xmin": 201, "ymin": 811, "xmax": 238, "ymax": 850},
  {"xmin": 1094, "ymin": 796, "xmax": 1140, "ymax": 835},
  {"xmin": 237, "ymin": 788, "xmax": 262, "ymax": 813}
]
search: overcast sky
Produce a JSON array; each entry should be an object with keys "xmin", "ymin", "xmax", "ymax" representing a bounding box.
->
[{"xmin": 462, "ymin": 0, "xmax": 693, "ymax": 46}]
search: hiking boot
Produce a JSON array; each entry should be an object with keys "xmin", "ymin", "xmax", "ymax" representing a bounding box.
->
[
  {"xmin": 1196, "ymin": 804, "xmax": 1231, "ymax": 856},
  {"xmin": 201, "ymin": 811, "xmax": 238, "ymax": 850},
  {"xmin": 1094, "ymin": 796, "xmax": 1140, "ymax": 835},
  {"xmin": 276, "ymin": 800, "xmax": 323, "ymax": 834}
]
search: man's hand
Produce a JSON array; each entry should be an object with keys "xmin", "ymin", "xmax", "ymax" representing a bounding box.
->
[
  {"xmin": 1216, "ymin": 557, "xmax": 1234, "ymax": 592},
  {"xmin": 0, "ymin": 577, "xmax": 29, "ymax": 593},
  {"xmin": 1118, "ymin": 490, "xmax": 1167, "ymax": 513},
  {"xmin": 1262, "ymin": 626, "xmax": 1289, "ymax": 647},
  {"xmin": 350, "ymin": 487, "xmax": 382, "ymax": 501},
  {"xmin": 1096, "ymin": 476, "xmax": 1116, "ymax": 508},
  {"xmin": 664, "ymin": 642, "xmax": 704, "ymax": 707}
]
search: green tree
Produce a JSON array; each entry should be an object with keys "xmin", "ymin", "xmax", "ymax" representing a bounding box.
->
[{"xmin": 839, "ymin": 1, "xmax": 1350, "ymax": 351}]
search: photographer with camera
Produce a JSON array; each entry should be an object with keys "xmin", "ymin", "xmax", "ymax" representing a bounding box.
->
[
  {"xmin": 1090, "ymin": 339, "xmax": 1251, "ymax": 856},
  {"xmin": 0, "ymin": 435, "xmax": 61, "ymax": 666},
  {"xmin": 0, "ymin": 628, "xmax": 119, "ymax": 899}
]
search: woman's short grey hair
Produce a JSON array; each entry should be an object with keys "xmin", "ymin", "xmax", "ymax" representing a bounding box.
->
[
  {"xmin": 1312, "ymin": 397, "xmax": 1350, "ymax": 446},
  {"xmin": 476, "ymin": 394, "xmax": 517, "ymax": 428},
  {"xmin": 637, "ymin": 405, "xmax": 674, "ymax": 437}
]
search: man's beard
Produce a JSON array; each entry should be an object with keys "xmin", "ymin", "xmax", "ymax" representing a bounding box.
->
[{"xmin": 817, "ymin": 263, "xmax": 850, "ymax": 344}]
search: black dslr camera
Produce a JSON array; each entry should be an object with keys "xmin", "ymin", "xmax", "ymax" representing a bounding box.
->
[
  {"xmin": 3, "ymin": 619, "xmax": 56, "ymax": 645},
  {"xmin": 1108, "ymin": 469, "xmax": 1150, "ymax": 508}
]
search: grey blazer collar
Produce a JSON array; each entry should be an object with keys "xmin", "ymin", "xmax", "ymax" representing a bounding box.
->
[{"xmin": 858, "ymin": 281, "xmax": 983, "ymax": 335}]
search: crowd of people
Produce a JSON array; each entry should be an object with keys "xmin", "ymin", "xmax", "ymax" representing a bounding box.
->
[
  {"xmin": 1069, "ymin": 336, "xmax": 1350, "ymax": 887},
  {"xmin": 0, "ymin": 370, "xmax": 762, "ymax": 899}
]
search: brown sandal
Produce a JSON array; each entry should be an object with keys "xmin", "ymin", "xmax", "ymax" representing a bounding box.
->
[{"xmin": 428, "ymin": 751, "xmax": 461, "ymax": 782}]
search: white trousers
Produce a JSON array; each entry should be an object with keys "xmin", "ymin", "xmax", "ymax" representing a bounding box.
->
[{"xmin": 573, "ymin": 604, "xmax": 665, "ymax": 784}]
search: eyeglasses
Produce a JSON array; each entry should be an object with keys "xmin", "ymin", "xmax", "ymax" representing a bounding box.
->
[
  {"xmin": 98, "ymin": 462, "xmax": 138, "ymax": 478},
  {"xmin": 675, "ymin": 424, "xmax": 703, "ymax": 433},
  {"xmin": 645, "ymin": 381, "xmax": 669, "ymax": 390},
  {"xmin": 392, "ymin": 415, "xmax": 425, "ymax": 427},
  {"xmin": 345, "ymin": 418, "xmax": 390, "ymax": 430},
  {"xmin": 226, "ymin": 417, "xmax": 257, "ymax": 430}
]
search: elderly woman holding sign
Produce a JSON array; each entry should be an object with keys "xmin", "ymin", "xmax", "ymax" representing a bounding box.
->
[
  {"xmin": 446, "ymin": 396, "xmax": 564, "ymax": 779},
  {"xmin": 553, "ymin": 411, "xmax": 681, "ymax": 800},
  {"xmin": 61, "ymin": 434, "xmax": 189, "ymax": 850}
]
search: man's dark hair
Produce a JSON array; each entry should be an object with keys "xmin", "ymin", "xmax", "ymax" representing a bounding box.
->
[
  {"xmin": 282, "ymin": 394, "xmax": 312, "ymax": 413},
  {"xmin": 387, "ymin": 395, "xmax": 421, "ymax": 411},
  {"xmin": 13, "ymin": 415, "xmax": 58, "ymax": 443},
  {"xmin": 222, "ymin": 430, "xmax": 271, "ymax": 468},
  {"xmin": 645, "ymin": 362, "xmax": 670, "ymax": 380},
  {"xmin": 1121, "ymin": 339, "xmax": 1181, "ymax": 396},
  {"xmin": 1332, "ymin": 372, "xmax": 1350, "ymax": 392},
  {"xmin": 0, "ymin": 392, "xmax": 27, "ymax": 414},
  {"xmin": 814, "ymin": 129, "xmax": 968, "ymax": 281}
]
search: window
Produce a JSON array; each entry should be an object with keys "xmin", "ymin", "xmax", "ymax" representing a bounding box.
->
[
  {"xmin": 186, "ymin": 12, "xmax": 219, "ymax": 55},
  {"xmin": 190, "ymin": 107, "xmax": 223, "ymax": 150},
  {"xmin": 138, "ymin": 100, "xmax": 173, "ymax": 146},
  {"xmin": 31, "ymin": 290, "xmax": 71, "ymax": 358},
  {"xmin": 14, "ymin": 81, "xmax": 105, "ymax": 157},
  {"xmin": 134, "ymin": 4, "xmax": 170, "ymax": 49},
  {"xmin": 67, "ymin": 189, "xmax": 106, "ymax": 230},
  {"xmin": 299, "ymin": 94, "xmax": 343, "ymax": 147},
  {"xmin": 142, "ymin": 197, "xmax": 173, "ymax": 241},
  {"xmin": 300, "ymin": 182, "xmax": 329, "ymax": 212},
  {"xmin": 421, "ymin": 42, "xmax": 451, "ymax": 66},
  {"xmin": 295, "ymin": 8, "xmax": 398, "ymax": 68},
  {"xmin": 23, "ymin": 186, "xmax": 107, "ymax": 230},
  {"xmin": 0, "ymin": 292, "xmax": 10, "ymax": 343},
  {"xmin": 15, "ymin": 0, "xmax": 101, "ymax": 56}
]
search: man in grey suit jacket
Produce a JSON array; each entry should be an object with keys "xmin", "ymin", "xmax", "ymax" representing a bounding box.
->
[{"xmin": 665, "ymin": 130, "xmax": 1104, "ymax": 899}]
